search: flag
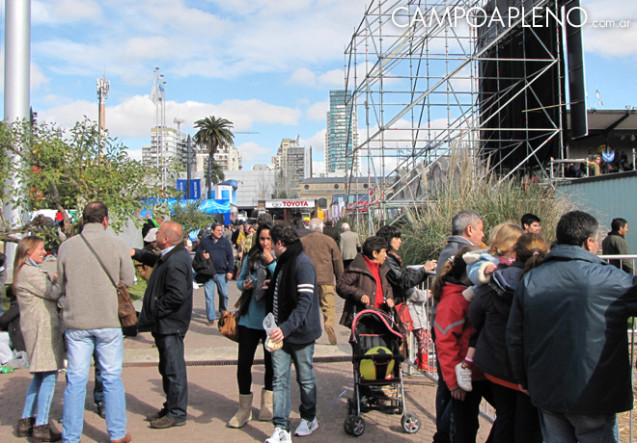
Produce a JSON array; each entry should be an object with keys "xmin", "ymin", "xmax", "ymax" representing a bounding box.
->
[
  {"xmin": 595, "ymin": 89, "xmax": 603, "ymax": 107},
  {"xmin": 150, "ymin": 76, "xmax": 158, "ymax": 103}
]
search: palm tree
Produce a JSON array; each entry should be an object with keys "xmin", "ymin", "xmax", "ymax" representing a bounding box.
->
[
  {"xmin": 194, "ymin": 116, "xmax": 234, "ymax": 199},
  {"xmin": 205, "ymin": 161, "xmax": 225, "ymax": 186}
]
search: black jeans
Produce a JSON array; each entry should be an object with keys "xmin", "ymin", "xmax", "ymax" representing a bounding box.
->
[
  {"xmin": 490, "ymin": 381, "xmax": 541, "ymax": 443},
  {"xmin": 433, "ymin": 359, "xmax": 453, "ymax": 443},
  {"xmin": 153, "ymin": 333, "xmax": 188, "ymax": 421},
  {"xmin": 451, "ymin": 380, "xmax": 494, "ymax": 443},
  {"xmin": 237, "ymin": 325, "xmax": 273, "ymax": 395}
]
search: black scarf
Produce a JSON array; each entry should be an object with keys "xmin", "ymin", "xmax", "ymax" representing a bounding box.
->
[{"xmin": 266, "ymin": 240, "xmax": 304, "ymax": 319}]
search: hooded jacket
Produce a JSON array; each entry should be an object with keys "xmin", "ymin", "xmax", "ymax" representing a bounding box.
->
[
  {"xmin": 507, "ymin": 244, "xmax": 637, "ymax": 414},
  {"xmin": 469, "ymin": 262, "xmax": 523, "ymax": 383}
]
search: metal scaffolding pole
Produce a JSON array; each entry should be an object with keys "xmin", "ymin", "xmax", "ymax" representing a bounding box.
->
[{"xmin": 3, "ymin": 0, "xmax": 31, "ymax": 266}]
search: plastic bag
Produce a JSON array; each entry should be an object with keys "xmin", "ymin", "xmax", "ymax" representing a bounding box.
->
[
  {"xmin": 263, "ymin": 313, "xmax": 283, "ymax": 352},
  {"xmin": 5, "ymin": 350, "xmax": 28, "ymax": 369},
  {"xmin": 0, "ymin": 332, "xmax": 13, "ymax": 365}
]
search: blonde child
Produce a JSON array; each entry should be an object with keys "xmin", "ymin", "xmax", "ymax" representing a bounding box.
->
[{"xmin": 455, "ymin": 223, "xmax": 524, "ymax": 391}]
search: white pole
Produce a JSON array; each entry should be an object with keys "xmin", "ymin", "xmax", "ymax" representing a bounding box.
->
[{"xmin": 3, "ymin": 0, "xmax": 31, "ymax": 270}]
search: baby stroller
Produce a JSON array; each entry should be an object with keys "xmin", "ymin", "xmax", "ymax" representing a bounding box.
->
[{"xmin": 344, "ymin": 309, "xmax": 421, "ymax": 436}]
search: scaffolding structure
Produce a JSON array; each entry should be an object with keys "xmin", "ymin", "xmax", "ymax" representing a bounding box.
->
[{"xmin": 344, "ymin": 0, "xmax": 569, "ymax": 224}]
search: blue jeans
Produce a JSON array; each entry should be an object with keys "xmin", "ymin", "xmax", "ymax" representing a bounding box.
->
[
  {"xmin": 203, "ymin": 273, "xmax": 229, "ymax": 320},
  {"xmin": 22, "ymin": 371, "xmax": 58, "ymax": 426},
  {"xmin": 93, "ymin": 349, "xmax": 104, "ymax": 405},
  {"xmin": 539, "ymin": 409, "xmax": 618, "ymax": 443},
  {"xmin": 271, "ymin": 342, "xmax": 317, "ymax": 432},
  {"xmin": 63, "ymin": 328, "xmax": 127, "ymax": 443},
  {"xmin": 153, "ymin": 333, "xmax": 188, "ymax": 421}
]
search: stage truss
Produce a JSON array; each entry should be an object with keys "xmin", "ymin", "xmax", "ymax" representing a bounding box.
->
[{"xmin": 343, "ymin": 0, "xmax": 567, "ymax": 225}]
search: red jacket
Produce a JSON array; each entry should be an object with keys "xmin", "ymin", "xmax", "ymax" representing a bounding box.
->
[{"xmin": 433, "ymin": 282, "xmax": 478, "ymax": 390}]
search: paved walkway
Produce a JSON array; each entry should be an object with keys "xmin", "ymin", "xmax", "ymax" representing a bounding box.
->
[{"xmin": 0, "ymin": 280, "xmax": 493, "ymax": 442}]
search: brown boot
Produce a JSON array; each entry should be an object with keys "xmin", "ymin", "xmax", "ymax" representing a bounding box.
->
[
  {"xmin": 17, "ymin": 417, "xmax": 35, "ymax": 437},
  {"xmin": 32, "ymin": 423, "xmax": 62, "ymax": 442}
]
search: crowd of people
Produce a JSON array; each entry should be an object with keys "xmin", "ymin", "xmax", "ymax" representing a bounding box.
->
[{"xmin": 2, "ymin": 203, "xmax": 637, "ymax": 443}]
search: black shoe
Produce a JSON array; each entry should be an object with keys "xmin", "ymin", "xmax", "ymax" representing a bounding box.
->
[
  {"xmin": 96, "ymin": 402, "xmax": 106, "ymax": 419},
  {"xmin": 150, "ymin": 415, "xmax": 186, "ymax": 429},
  {"xmin": 145, "ymin": 409, "xmax": 168, "ymax": 422}
]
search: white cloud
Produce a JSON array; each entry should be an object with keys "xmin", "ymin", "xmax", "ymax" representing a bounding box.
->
[
  {"xmin": 37, "ymin": 95, "xmax": 301, "ymax": 140},
  {"xmin": 128, "ymin": 148, "xmax": 143, "ymax": 161},
  {"xmin": 32, "ymin": 0, "xmax": 102, "ymax": 25},
  {"xmin": 300, "ymin": 129, "xmax": 326, "ymax": 155},
  {"xmin": 30, "ymin": 0, "xmax": 369, "ymax": 88},
  {"xmin": 306, "ymin": 100, "xmax": 328, "ymax": 122},
  {"xmin": 31, "ymin": 63, "xmax": 50, "ymax": 90},
  {"xmin": 289, "ymin": 68, "xmax": 317, "ymax": 86},
  {"xmin": 581, "ymin": 1, "xmax": 637, "ymax": 57},
  {"xmin": 237, "ymin": 141, "xmax": 274, "ymax": 165},
  {"xmin": 289, "ymin": 68, "xmax": 345, "ymax": 88}
]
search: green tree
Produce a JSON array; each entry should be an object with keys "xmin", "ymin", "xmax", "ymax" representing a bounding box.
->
[
  {"xmin": 193, "ymin": 116, "xmax": 234, "ymax": 198},
  {"xmin": 170, "ymin": 200, "xmax": 211, "ymax": 236},
  {"xmin": 0, "ymin": 119, "xmax": 170, "ymax": 242},
  {"xmin": 204, "ymin": 161, "xmax": 225, "ymax": 187}
]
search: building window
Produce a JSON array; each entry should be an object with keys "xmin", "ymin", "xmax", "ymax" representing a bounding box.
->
[
  {"xmin": 304, "ymin": 185, "xmax": 310, "ymax": 190},
  {"xmin": 334, "ymin": 184, "xmax": 339, "ymax": 189}
]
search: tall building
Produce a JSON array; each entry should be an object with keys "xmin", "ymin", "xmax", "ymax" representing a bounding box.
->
[
  {"xmin": 142, "ymin": 126, "xmax": 188, "ymax": 169},
  {"xmin": 325, "ymin": 89, "xmax": 359, "ymax": 174},
  {"xmin": 275, "ymin": 137, "xmax": 306, "ymax": 191},
  {"xmin": 195, "ymin": 144, "xmax": 242, "ymax": 172}
]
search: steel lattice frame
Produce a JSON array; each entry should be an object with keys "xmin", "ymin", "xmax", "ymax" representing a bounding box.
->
[{"xmin": 343, "ymin": 0, "xmax": 566, "ymax": 225}]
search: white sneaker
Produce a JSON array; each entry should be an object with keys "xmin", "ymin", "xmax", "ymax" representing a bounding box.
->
[
  {"xmin": 266, "ymin": 427, "xmax": 292, "ymax": 443},
  {"xmin": 455, "ymin": 361, "xmax": 473, "ymax": 392},
  {"xmin": 294, "ymin": 417, "xmax": 319, "ymax": 436}
]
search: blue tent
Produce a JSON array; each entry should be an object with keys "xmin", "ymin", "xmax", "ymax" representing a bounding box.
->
[{"xmin": 140, "ymin": 198, "xmax": 232, "ymax": 225}]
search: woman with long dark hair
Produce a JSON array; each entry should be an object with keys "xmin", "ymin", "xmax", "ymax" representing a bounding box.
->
[
  {"xmin": 376, "ymin": 225, "xmax": 437, "ymax": 370},
  {"xmin": 13, "ymin": 236, "xmax": 64, "ymax": 441},
  {"xmin": 227, "ymin": 224, "xmax": 277, "ymax": 428}
]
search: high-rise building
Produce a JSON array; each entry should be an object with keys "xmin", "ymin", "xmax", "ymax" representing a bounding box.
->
[
  {"xmin": 142, "ymin": 126, "xmax": 188, "ymax": 170},
  {"xmin": 325, "ymin": 89, "xmax": 358, "ymax": 175},
  {"xmin": 195, "ymin": 144, "xmax": 242, "ymax": 172},
  {"xmin": 275, "ymin": 137, "xmax": 306, "ymax": 190}
]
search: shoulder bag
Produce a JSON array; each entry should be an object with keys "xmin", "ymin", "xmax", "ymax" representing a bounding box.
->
[{"xmin": 80, "ymin": 234, "xmax": 138, "ymax": 333}]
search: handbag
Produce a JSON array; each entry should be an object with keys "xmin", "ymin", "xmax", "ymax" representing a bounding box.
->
[
  {"xmin": 218, "ymin": 310, "xmax": 240, "ymax": 342},
  {"xmin": 81, "ymin": 234, "xmax": 138, "ymax": 332}
]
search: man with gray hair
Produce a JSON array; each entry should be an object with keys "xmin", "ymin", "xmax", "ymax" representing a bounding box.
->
[
  {"xmin": 339, "ymin": 222, "xmax": 361, "ymax": 269},
  {"xmin": 435, "ymin": 210, "xmax": 485, "ymax": 275},
  {"xmin": 300, "ymin": 218, "xmax": 344, "ymax": 345},
  {"xmin": 432, "ymin": 209, "xmax": 484, "ymax": 443}
]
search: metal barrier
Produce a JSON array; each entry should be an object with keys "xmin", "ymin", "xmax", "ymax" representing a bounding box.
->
[{"xmin": 407, "ymin": 256, "xmax": 637, "ymax": 439}]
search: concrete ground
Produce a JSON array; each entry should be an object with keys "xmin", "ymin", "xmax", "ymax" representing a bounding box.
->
[{"xmin": 0, "ymin": 279, "xmax": 493, "ymax": 442}]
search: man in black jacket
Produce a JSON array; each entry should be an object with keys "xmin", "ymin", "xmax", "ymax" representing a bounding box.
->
[
  {"xmin": 136, "ymin": 221, "xmax": 194, "ymax": 429},
  {"xmin": 507, "ymin": 211, "xmax": 637, "ymax": 442}
]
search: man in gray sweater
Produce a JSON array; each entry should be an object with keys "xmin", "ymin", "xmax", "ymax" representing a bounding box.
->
[{"xmin": 58, "ymin": 201, "xmax": 135, "ymax": 443}]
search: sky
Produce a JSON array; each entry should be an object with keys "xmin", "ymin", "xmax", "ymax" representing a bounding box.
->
[{"xmin": 1, "ymin": 0, "xmax": 636, "ymax": 173}]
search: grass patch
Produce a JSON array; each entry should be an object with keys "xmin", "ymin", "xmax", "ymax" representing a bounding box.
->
[{"xmin": 128, "ymin": 278, "xmax": 147, "ymax": 303}]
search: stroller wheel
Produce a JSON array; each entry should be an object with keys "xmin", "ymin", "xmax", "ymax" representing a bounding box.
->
[
  {"xmin": 401, "ymin": 412, "xmax": 421, "ymax": 434},
  {"xmin": 344, "ymin": 415, "xmax": 365, "ymax": 437}
]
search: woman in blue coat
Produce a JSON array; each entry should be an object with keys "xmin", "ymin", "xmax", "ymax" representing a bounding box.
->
[{"xmin": 228, "ymin": 224, "xmax": 277, "ymax": 428}]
